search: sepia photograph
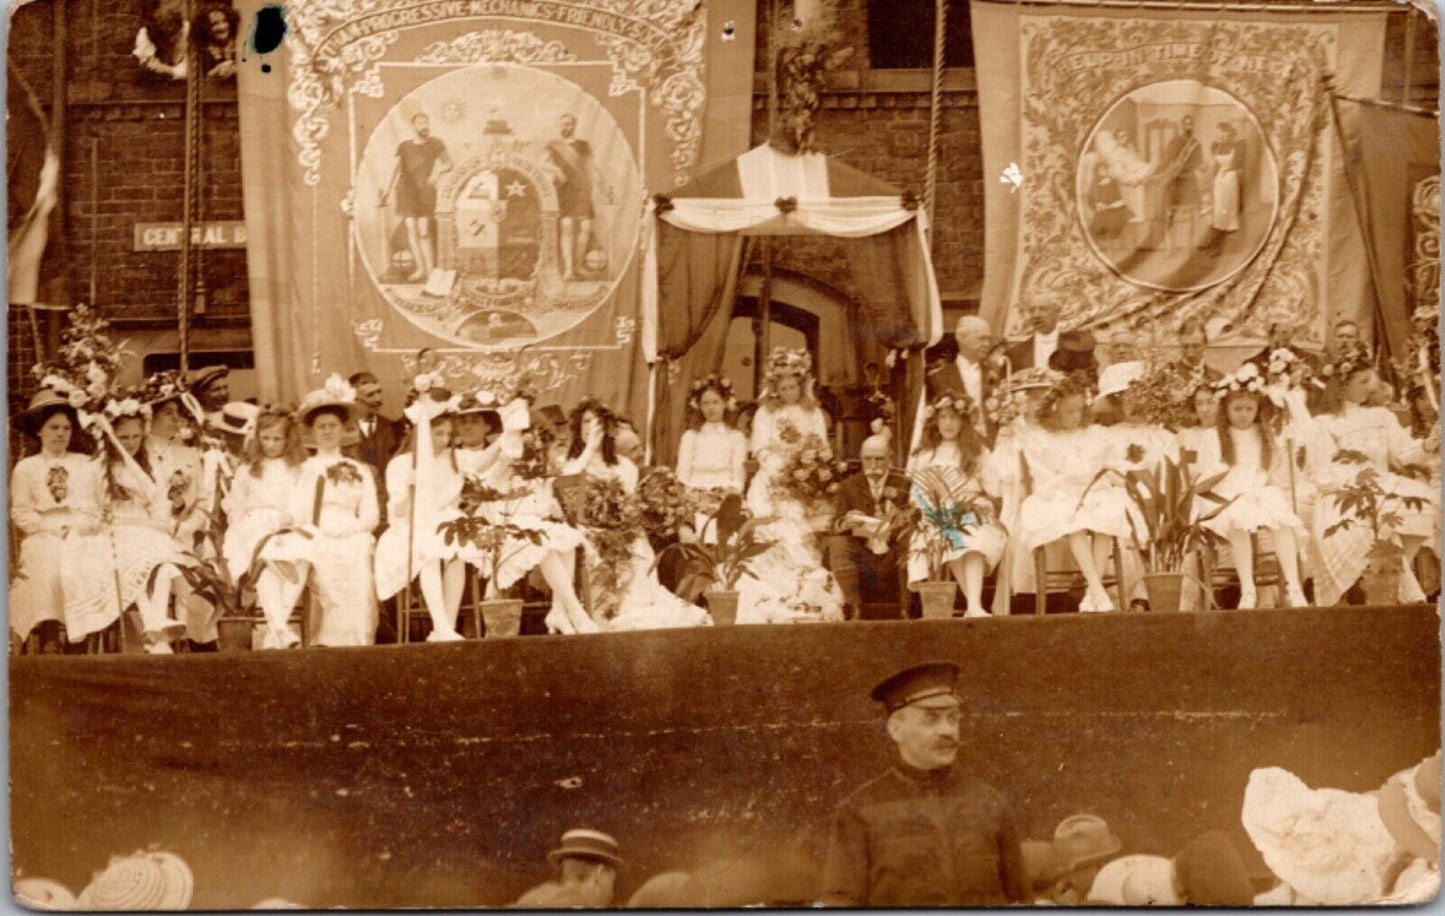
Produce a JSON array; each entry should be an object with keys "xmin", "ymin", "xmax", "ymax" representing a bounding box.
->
[{"xmin": 4, "ymin": 0, "xmax": 1441, "ymax": 908}]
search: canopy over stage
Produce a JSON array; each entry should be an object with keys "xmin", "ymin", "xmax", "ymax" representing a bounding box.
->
[
  {"xmin": 11, "ymin": 605, "xmax": 1438, "ymax": 908},
  {"xmin": 643, "ymin": 144, "xmax": 945, "ymax": 463}
]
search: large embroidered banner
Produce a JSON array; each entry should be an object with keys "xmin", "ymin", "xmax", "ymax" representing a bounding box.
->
[
  {"xmin": 237, "ymin": 0, "xmax": 754, "ymax": 414},
  {"xmin": 971, "ymin": 2, "xmax": 1391, "ymax": 352}
]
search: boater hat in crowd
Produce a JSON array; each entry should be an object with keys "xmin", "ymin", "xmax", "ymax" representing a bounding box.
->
[
  {"xmin": 19, "ymin": 388, "xmax": 78, "ymax": 434},
  {"xmin": 869, "ymin": 661, "xmax": 960, "ymax": 712},
  {"xmin": 217, "ymin": 401, "xmax": 261, "ymax": 438},
  {"xmin": 295, "ymin": 374, "xmax": 363, "ymax": 425},
  {"xmin": 75, "ymin": 849, "xmax": 194, "ymax": 910},
  {"xmin": 1049, "ymin": 330, "xmax": 1098, "ymax": 374},
  {"xmin": 546, "ymin": 828, "xmax": 625, "ymax": 869},
  {"xmin": 1052, "ymin": 814, "xmax": 1123, "ymax": 873}
]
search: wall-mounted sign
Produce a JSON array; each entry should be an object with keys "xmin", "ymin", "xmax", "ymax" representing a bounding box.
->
[{"xmin": 133, "ymin": 221, "xmax": 247, "ymax": 251}]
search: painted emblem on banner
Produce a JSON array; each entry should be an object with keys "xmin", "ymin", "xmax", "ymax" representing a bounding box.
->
[
  {"xmin": 352, "ymin": 64, "xmax": 642, "ymax": 349},
  {"xmin": 1077, "ymin": 80, "xmax": 1278, "ymax": 293}
]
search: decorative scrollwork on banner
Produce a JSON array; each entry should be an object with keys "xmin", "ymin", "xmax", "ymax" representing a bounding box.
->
[
  {"xmin": 1409, "ymin": 175, "xmax": 1440, "ymax": 313},
  {"xmin": 415, "ymin": 30, "xmax": 578, "ymax": 65}
]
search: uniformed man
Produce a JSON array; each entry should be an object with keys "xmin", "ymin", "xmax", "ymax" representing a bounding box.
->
[{"xmin": 819, "ymin": 661, "xmax": 1027, "ymax": 907}]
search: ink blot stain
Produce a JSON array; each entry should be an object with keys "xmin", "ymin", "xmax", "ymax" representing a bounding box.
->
[{"xmin": 248, "ymin": 4, "xmax": 287, "ymax": 69}]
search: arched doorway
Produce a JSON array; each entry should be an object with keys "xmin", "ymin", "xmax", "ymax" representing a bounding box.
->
[{"xmin": 719, "ymin": 269, "xmax": 854, "ymax": 401}]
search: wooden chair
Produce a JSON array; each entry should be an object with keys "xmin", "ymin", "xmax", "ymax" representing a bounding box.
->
[
  {"xmin": 1201, "ymin": 532, "xmax": 1282, "ymax": 609},
  {"xmin": 1032, "ymin": 540, "xmax": 1127, "ymax": 615},
  {"xmin": 551, "ymin": 473, "xmax": 598, "ymax": 616}
]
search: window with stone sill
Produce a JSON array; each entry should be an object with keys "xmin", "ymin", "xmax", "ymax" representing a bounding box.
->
[{"xmin": 868, "ymin": 0, "xmax": 974, "ymax": 70}]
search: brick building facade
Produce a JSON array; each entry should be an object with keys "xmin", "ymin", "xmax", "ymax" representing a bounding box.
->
[{"xmin": 6, "ymin": 0, "xmax": 1439, "ymax": 404}]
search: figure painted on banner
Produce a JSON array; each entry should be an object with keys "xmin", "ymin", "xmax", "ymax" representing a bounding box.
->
[
  {"xmin": 1158, "ymin": 115, "xmax": 1205, "ymax": 250},
  {"xmin": 382, "ymin": 113, "xmax": 453, "ymax": 282},
  {"xmin": 819, "ymin": 662, "xmax": 1027, "ymax": 907},
  {"xmin": 133, "ymin": 0, "xmax": 189, "ymax": 81},
  {"xmin": 544, "ymin": 113, "xmax": 606, "ymax": 281},
  {"xmin": 196, "ymin": 5, "xmax": 237, "ymax": 79},
  {"xmin": 1200, "ymin": 121, "xmax": 1244, "ymax": 257},
  {"xmin": 1086, "ymin": 161, "xmax": 1129, "ymax": 241},
  {"xmin": 1111, "ymin": 129, "xmax": 1147, "ymax": 224}
]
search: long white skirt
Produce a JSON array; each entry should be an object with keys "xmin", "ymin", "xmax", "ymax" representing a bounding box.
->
[
  {"xmin": 62, "ymin": 523, "xmax": 190, "ymax": 641},
  {"xmin": 261, "ymin": 529, "xmax": 378, "ymax": 647},
  {"xmin": 10, "ymin": 532, "xmax": 68, "ymax": 640}
]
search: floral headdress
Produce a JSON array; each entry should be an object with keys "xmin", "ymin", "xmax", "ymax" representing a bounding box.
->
[
  {"xmin": 764, "ymin": 347, "xmax": 812, "ymax": 383},
  {"xmin": 1262, "ymin": 347, "xmax": 1316, "ymax": 390},
  {"xmin": 1322, "ymin": 340, "xmax": 1374, "ymax": 383},
  {"xmin": 687, "ymin": 375, "xmax": 739, "ymax": 413},
  {"xmin": 30, "ymin": 304, "xmax": 132, "ymax": 411},
  {"xmin": 101, "ymin": 395, "xmax": 151, "ymax": 424},
  {"xmin": 1037, "ymin": 374, "xmax": 1087, "ymax": 421},
  {"xmin": 1213, "ymin": 362, "xmax": 1269, "ymax": 400},
  {"xmin": 138, "ymin": 370, "xmax": 188, "ymax": 407},
  {"xmin": 922, "ymin": 390, "xmax": 976, "ymax": 422}
]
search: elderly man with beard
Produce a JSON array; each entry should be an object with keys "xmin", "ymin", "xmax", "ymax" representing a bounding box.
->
[
  {"xmin": 823, "ymin": 434, "xmax": 909, "ymax": 619},
  {"xmin": 819, "ymin": 662, "xmax": 1027, "ymax": 907}
]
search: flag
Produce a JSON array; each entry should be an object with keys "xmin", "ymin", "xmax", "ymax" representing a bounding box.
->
[{"xmin": 7, "ymin": 65, "xmax": 64, "ymax": 309}]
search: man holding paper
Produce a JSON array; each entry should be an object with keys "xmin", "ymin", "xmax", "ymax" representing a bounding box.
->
[{"xmin": 822, "ymin": 435, "xmax": 910, "ymax": 619}]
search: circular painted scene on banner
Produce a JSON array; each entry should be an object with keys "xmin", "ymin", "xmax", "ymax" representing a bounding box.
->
[
  {"xmin": 1076, "ymin": 79, "xmax": 1279, "ymax": 293},
  {"xmin": 352, "ymin": 64, "xmax": 642, "ymax": 349}
]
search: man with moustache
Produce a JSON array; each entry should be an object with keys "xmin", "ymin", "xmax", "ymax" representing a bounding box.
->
[
  {"xmin": 1004, "ymin": 298, "xmax": 1063, "ymax": 373},
  {"xmin": 819, "ymin": 662, "xmax": 1027, "ymax": 907},
  {"xmin": 927, "ymin": 315, "xmax": 998, "ymax": 442}
]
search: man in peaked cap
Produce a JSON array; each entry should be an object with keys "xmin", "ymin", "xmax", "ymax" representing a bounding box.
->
[
  {"xmin": 818, "ymin": 662, "xmax": 1027, "ymax": 907},
  {"xmin": 513, "ymin": 828, "xmax": 623, "ymax": 908}
]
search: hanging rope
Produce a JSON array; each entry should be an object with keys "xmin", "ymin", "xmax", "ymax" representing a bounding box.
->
[
  {"xmin": 176, "ymin": 0, "xmax": 200, "ymax": 375},
  {"xmin": 923, "ymin": 0, "xmax": 948, "ymax": 248}
]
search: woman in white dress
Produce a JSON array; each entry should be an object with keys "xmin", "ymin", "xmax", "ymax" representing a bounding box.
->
[
  {"xmin": 9, "ymin": 390, "xmax": 101, "ymax": 651},
  {"xmin": 675, "ymin": 376, "xmax": 747, "ymax": 539},
  {"xmin": 260, "ymin": 375, "xmax": 381, "ymax": 646},
  {"xmin": 1307, "ymin": 345, "xmax": 1440, "ymax": 605},
  {"xmin": 1176, "ymin": 383, "xmax": 1221, "ymax": 468},
  {"xmin": 1194, "ymin": 371, "xmax": 1309, "ymax": 608},
  {"xmin": 562, "ymin": 400, "xmax": 708, "ymax": 631},
  {"xmin": 63, "ymin": 402, "xmax": 195, "ymax": 653},
  {"xmin": 375, "ymin": 384, "xmax": 469, "ymax": 642},
  {"xmin": 907, "ymin": 391, "xmax": 1007, "ymax": 617},
  {"xmin": 1015, "ymin": 375, "xmax": 1130, "ymax": 612},
  {"xmin": 737, "ymin": 348, "xmax": 845, "ymax": 624},
  {"xmin": 457, "ymin": 396, "xmax": 594, "ymax": 635},
  {"xmin": 222, "ymin": 407, "xmax": 306, "ymax": 648}
]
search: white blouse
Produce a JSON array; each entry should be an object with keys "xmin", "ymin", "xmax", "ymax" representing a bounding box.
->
[
  {"xmin": 675, "ymin": 422, "xmax": 747, "ymax": 492},
  {"xmin": 288, "ymin": 453, "xmax": 380, "ymax": 538},
  {"xmin": 10, "ymin": 453, "xmax": 98, "ymax": 538},
  {"xmin": 224, "ymin": 458, "xmax": 301, "ymax": 529}
]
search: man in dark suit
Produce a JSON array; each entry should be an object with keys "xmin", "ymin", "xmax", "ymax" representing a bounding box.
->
[
  {"xmin": 926, "ymin": 315, "xmax": 1001, "ymax": 444},
  {"xmin": 346, "ymin": 371, "xmax": 404, "ymax": 473},
  {"xmin": 1173, "ymin": 316, "xmax": 1223, "ymax": 385},
  {"xmin": 1004, "ymin": 298, "xmax": 1062, "ymax": 373},
  {"xmin": 822, "ymin": 435, "xmax": 910, "ymax": 620}
]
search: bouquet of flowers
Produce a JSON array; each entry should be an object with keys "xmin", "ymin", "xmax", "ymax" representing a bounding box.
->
[
  {"xmin": 439, "ymin": 474, "xmax": 544, "ymax": 596},
  {"xmin": 1121, "ymin": 362, "xmax": 1197, "ymax": 429},
  {"xmin": 866, "ymin": 387, "xmax": 896, "ymax": 436},
  {"xmin": 558, "ymin": 476, "xmax": 643, "ymax": 601},
  {"xmin": 31, "ymin": 304, "xmax": 132, "ymax": 409},
  {"xmin": 636, "ymin": 467, "xmax": 696, "ymax": 537},
  {"xmin": 775, "ymin": 434, "xmax": 850, "ymax": 507},
  {"xmin": 1262, "ymin": 347, "xmax": 1316, "ymax": 400},
  {"xmin": 323, "ymin": 462, "xmax": 364, "ymax": 487}
]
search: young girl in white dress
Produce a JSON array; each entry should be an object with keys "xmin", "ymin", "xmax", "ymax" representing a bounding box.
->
[
  {"xmin": 563, "ymin": 400, "xmax": 708, "ymax": 631},
  {"xmin": 221, "ymin": 407, "xmax": 306, "ymax": 649},
  {"xmin": 675, "ymin": 376, "xmax": 747, "ymax": 540},
  {"xmin": 64, "ymin": 403, "xmax": 195, "ymax": 653},
  {"xmin": 1194, "ymin": 370, "xmax": 1310, "ymax": 608},
  {"xmin": 457, "ymin": 395, "xmax": 593, "ymax": 635},
  {"xmin": 375, "ymin": 385, "xmax": 469, "ymax": 642},
  {"xmin": 260, "ymin": 376, "xmax": 381, "ymax": 646},
  {"xmin": 737, "ymin": 348, "xmax": 845, "ymax": 624},
  {"xmin": 907, "ymin": 391, "xmax": 1007, "ymax": 617},
  {"xmin": 9, "ymin": 391, "xmax": 100, "ymax": 651},
  {"xmin": 1175, "ymin": 383, "xmax": 1221, "ymax": 469},
  {"xmin": 1307, "ymin": 344, "xmax": 1440, "ymax": 605},
  {"xmin": 1015, "ymin": 375, "xmax": 1130, "ymax": 612}
]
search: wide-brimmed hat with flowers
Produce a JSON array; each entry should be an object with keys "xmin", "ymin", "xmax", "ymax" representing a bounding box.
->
[
  {"xmin": 75, "ymin": 849, "xmax": 194, "ymax": 910},
  {"xmin": 296, "ymin": 373, "xmax": 363, "ymax": 424},
  {"xmin": 139, "ymin": 370, "xmax": 189, "ymax": 409},
  {"xmin": 19, "ymin": 388, "xmax": 81, "ymax": 434}
]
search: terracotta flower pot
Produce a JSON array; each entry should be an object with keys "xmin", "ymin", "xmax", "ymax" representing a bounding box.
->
[
  {"xmin": 705, "ymin": 590, "xmax": 740, "ymax": 626},
  {"xmin": 480, "ymin": 599, "xmax": 525, "ymax": 639},
  {"xmin": 217, "ymin": 617, "xmax": 256, "ymax": 652},
  {"xmin": 1142, "ymin": 572, "xmax": 1185, "ymax": 613},
  {"xmin": 1360, "ymin": 555, "xmax": 1403, "ymax": 606},
  {"xmin": 912, "ymin": 580, "xmax": 957, "ymax": 619}
]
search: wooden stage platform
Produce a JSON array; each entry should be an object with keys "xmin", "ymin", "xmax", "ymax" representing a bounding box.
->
[{"xmin": 10, "ymin": 604, "xmax": 1441, "ymax": 908}]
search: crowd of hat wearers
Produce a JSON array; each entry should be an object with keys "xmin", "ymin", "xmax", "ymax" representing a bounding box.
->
[{"xmin": 16, "ymin": 661, "xmax": 1432, "ymax": 908}]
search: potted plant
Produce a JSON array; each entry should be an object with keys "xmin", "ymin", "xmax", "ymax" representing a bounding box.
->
[
  {"xmin": 1323, "ymin": 450, "xmax": 1432, "ymax": 604},
  {"xmin": 899, "ymin": 467, "xmax": 993, "ymax": 619},
  {"xmin": 438, "ymin": 475, "xmax": 545, "ymax": 639},
  {"xmin": 1080, "ymin": 455, "xmax": 1234, "ymax": 612},
  {"xmin": 652, "ymin": 495, "xmax": 770, "ymax": 625}
]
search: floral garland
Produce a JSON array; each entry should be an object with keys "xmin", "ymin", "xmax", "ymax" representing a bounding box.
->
[
  {"xmin": 1213, "ymin": 362, "xmax": 1269, "ymax": 400},
  {"xmin": 137, "ymin": 370, "xmax": 188, "ymax": 407},
  {"xmin": 686, "ymin": 375, "xmax": 739, "ymax": 414},
  {"xmin": 1262, "ymin": 347, "xmax": 1315, "ymax": 390},
  {"xmin": 773, "ymin": 7, "xmax": 855, "ymax": 154},
  {"xmin": 775, "ymin": 433, "xmax": 850, "ymax": 505},
  {"xmin": 764, "ymin": 346, "xmax": 812, "ymax": 384},
  {"xmin": 1322, "ymin": 341, "xmax": 1373, "ymax": 383},
  {"xmin": 1120, "ymin": 362, "xmax": 1197, "ymax": 428},
  {"xmin": 922, "ymin": 391, "xmax": 976, "ymax": 422}
]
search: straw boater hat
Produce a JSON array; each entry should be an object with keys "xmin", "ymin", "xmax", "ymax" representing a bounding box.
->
[
  {"xmin": 1241, "ymin": 766, "xmax": 1398, "ymax": 905},
  {"xmin": 75, "ymin": 849, "xmax": 194, "ymax": 910},
  {"xmin": 546, "ymin": 828, "xmax": 624, "ymax": 869},
  {"xmin": 14, "ymin": 877, "xmax": 77, "ymax": 910},
  {"xmin": 296, "ymin": 374, "xmax": 363, "ymax": 424},
  {"xmin": 217, "ymin": 401, "xmax": 261, "ymax": 438},
  {"xmin": 19, "ymin": 388, "xmax": 78, "ymax": 434}
]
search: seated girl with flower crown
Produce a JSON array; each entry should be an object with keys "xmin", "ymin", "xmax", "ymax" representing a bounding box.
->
[
  {"xmin": 674, "ymin": 375, "xmax": 748, "ymax": 542},
  {"xmin": 907, "ymin": 390, "xmax": 1007, "ymax": 617}
]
